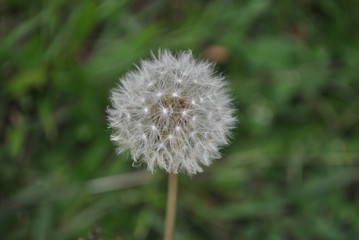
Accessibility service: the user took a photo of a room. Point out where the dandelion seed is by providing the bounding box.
[107,49,236,175]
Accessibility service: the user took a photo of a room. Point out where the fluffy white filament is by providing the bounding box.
[108,50,236,175]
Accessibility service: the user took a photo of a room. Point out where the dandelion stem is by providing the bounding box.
[164,172,178,240]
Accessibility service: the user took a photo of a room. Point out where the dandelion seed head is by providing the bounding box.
[108,49,236,175]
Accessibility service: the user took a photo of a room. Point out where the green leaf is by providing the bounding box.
[7,67,46,96]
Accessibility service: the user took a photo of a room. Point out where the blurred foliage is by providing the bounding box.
[1,0,359,239]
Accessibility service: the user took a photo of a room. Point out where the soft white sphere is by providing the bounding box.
[108,50,236,174]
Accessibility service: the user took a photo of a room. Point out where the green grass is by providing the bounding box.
[1,0,359,239]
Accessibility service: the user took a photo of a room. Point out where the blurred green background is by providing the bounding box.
[1,0,359,239]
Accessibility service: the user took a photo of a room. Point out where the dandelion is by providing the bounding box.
[107,49,236,240]
[108,49,236,175]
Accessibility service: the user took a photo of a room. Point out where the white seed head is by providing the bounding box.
[108,49,236,175]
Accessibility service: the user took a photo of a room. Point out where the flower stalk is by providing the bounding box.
[164,173,178,240]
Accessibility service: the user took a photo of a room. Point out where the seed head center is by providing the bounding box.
[150,95,193,137]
